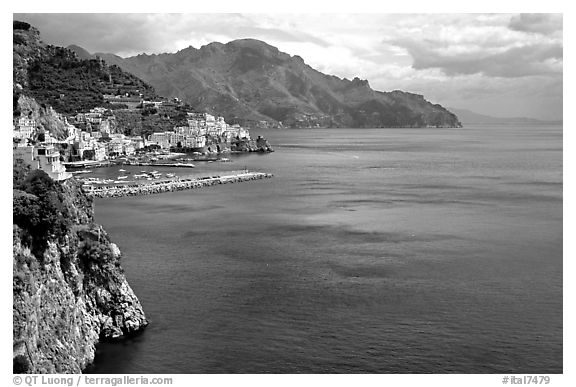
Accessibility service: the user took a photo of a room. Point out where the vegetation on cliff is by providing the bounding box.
[13,167,71,257]
[13,157,148,374]
[13,22,197,140]
[13,21,156,116]
[12,21,151,374]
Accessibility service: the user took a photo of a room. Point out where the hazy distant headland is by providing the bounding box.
[448,107,562,125]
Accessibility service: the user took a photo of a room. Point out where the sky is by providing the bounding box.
[13,12,563,121]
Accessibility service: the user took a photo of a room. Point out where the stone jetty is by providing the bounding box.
[83,171,273,198]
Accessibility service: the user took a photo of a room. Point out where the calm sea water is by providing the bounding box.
[89,125,562,373]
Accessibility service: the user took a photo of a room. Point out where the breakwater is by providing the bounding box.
[84,172,273,198]
[128,162,199,167]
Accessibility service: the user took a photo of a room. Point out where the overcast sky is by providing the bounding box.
[14,13,563,120]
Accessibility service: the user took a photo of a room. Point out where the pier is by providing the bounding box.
[128,162,197,168]
[63,160,111,169]
[83,171,273,198]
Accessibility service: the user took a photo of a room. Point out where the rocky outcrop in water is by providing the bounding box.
[13,177,148,373]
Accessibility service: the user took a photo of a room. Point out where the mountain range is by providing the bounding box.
[67,40,461,129]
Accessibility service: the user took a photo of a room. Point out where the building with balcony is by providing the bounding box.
[13,144,72,181]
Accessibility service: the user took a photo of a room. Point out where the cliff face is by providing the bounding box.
[13,178,148,373]
[13,24,148,373]
[16,94,70,140]
[93,39,461,128]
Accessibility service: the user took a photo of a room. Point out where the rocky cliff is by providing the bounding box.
[16,94,70,140]
[91,39,461,128]
[13,173,148,373]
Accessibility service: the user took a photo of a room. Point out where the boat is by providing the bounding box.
[220,158,231,162]
[148,171,162,179]
[119,168,126,172]
[117,176,128,180]
[166,173,176,178]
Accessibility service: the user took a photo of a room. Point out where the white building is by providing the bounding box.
[142,100,163,108]
[73,132,108,161]
[13,118,37,141]
[124,144,135,156]
[107,139,125,155]
[227,125,250,140]
[94,144,107,161]
[149,130,207,149]
[13,144,72,181]
[149,132,171,149]
[183,136,206,148]
[129,136,145,150]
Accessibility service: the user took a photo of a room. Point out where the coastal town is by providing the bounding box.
[13,98,274,193]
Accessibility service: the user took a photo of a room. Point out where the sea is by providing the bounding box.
[88,124,563,373]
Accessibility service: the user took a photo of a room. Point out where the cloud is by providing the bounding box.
[231,26,330,47]
[14,13,168,55]
[399,40,563,78]
[14,13,332,56]
[509,13,563,36]
[12,13,563,120]
[380,13,562,79]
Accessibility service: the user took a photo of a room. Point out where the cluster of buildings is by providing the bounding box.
[70,108,147,159]
[13,115,77,181]
[148,112,251,151]
[12,107,146,181]
[73,131,145,160]
[13,107,257,182]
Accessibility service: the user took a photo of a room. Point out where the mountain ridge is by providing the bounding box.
[68,40,461,129]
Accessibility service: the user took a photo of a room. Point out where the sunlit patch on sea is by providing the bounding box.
[89,124,562,373]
